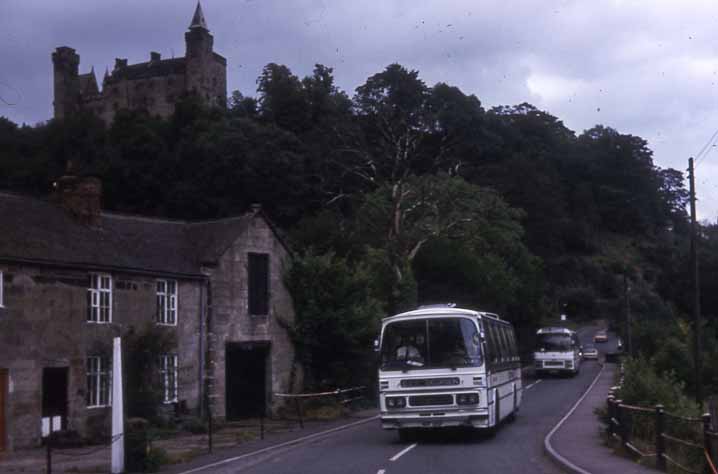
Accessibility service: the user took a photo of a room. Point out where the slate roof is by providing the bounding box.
[79,71,99,97]
[107,57,186,82]
[0,192,278,278]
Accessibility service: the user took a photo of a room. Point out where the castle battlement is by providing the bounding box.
[52,2,226,123]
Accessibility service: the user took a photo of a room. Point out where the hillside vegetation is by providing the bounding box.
[2,63,717,395]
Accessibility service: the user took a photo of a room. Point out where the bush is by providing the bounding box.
[617,356,698,416]
[181,416,208,434]
[144,447,170,473]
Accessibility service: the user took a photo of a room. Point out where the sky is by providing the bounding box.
[1,0,718,219]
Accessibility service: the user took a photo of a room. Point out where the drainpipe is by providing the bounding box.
[198,278,206,418]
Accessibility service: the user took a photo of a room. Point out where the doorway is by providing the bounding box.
[0,369,7,452]
[225,342,270,420]
[42,367,68,435]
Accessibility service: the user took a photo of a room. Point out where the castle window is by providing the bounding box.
[86,356,111,408]
[156,279,177,325]
[87,273,112,323]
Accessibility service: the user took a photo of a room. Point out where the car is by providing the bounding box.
[582,346,599,359]
[594,331,608,343]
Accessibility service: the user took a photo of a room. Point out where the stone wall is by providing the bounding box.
[0,264,202,449]
[207,216,299,419]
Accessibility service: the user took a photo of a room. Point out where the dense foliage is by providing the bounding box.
[2,62,717,393]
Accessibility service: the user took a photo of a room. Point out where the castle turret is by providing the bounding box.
[52,46,80,119]
[185,2,214,97]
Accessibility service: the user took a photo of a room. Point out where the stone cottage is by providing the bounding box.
[0,177,298,452]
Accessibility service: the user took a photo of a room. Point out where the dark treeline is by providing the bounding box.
[1,63,717,394]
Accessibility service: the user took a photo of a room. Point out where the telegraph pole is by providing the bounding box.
[624,270,632,356]
[688,157,702,405]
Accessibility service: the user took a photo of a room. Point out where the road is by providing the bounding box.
[182,327,616,474]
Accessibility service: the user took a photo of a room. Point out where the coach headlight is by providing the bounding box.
[456,393,479,405]
[386,396,406,408]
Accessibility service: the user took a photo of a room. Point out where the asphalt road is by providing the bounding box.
[184,326,615,474]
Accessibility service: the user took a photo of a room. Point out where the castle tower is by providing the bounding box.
[52,47,80,119]
[185,2,214,97]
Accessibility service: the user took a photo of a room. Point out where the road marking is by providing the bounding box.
[390,443,417,461]
[377,470,386,474]
[525,379,542,390]
[175,415,380,474]
[544,364,605,474]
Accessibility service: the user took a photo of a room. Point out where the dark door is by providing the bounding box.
[0,369,7,452]
[226,343,269,420]
[42,367,68,431]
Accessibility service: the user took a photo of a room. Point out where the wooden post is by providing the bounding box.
[295,398,304,429]
[46,430,52,474]
[655,404,666,471]
[607,396,615,438]
[704,413,713,471]
[615,400,627,448]
[260,411,265,440]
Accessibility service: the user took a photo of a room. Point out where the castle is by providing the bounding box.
[52,2,227,123]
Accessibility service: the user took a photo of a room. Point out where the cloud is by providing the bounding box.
[1,0,717,217]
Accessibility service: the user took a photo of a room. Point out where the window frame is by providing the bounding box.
[155,279,178,326]
[86,356,112,408]
[159,354,178,404]
[0,270,4,308]
[87,273,112,323]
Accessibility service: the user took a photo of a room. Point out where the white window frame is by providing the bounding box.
[86,356,112,408]
[87,273,112,323]
[159,354,178,404]
[156,280,177,325]
[0,270,4,308]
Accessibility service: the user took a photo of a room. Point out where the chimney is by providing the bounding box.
[114,58,128,70]
[150,51,161,62]
[53,176,103,226]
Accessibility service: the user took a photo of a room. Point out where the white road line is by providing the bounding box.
[377,470,386,474]
[525,379,543,390]
[390,443,417,462]
[176,415,380,474]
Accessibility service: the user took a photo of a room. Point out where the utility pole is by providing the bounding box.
[688,157,702,405]
[624,270,632,356]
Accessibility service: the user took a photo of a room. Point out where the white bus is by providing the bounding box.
[377,306,522,439]
[533,327,581,377]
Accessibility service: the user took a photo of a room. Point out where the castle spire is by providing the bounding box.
[189,2,208,30]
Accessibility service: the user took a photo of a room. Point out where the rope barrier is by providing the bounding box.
[663,453,702,474]
[706,449,718,474]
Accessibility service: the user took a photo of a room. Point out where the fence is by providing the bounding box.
[606,388,718,473]
[273,386,367,429]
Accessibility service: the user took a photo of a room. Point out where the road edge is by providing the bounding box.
[543,363,605,474]
[175,414,380,474]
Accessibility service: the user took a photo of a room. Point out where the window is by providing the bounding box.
[0,270,4,307]
[248,253,269,315]
[87,274,112,323]
[86,356,111,407]
[159,354,178,403]
[156,280,177,325]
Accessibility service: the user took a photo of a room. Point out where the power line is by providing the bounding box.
[694,125,718,166]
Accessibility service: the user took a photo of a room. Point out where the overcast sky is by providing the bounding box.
[2,0,718,219]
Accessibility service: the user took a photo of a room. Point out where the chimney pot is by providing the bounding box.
[53,176,103,226]
[150,51,161,62]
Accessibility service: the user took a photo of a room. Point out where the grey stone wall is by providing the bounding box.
[207,216,299,419]
[0,264,202,449]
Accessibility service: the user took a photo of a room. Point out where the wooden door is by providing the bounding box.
[0,369,7,452]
